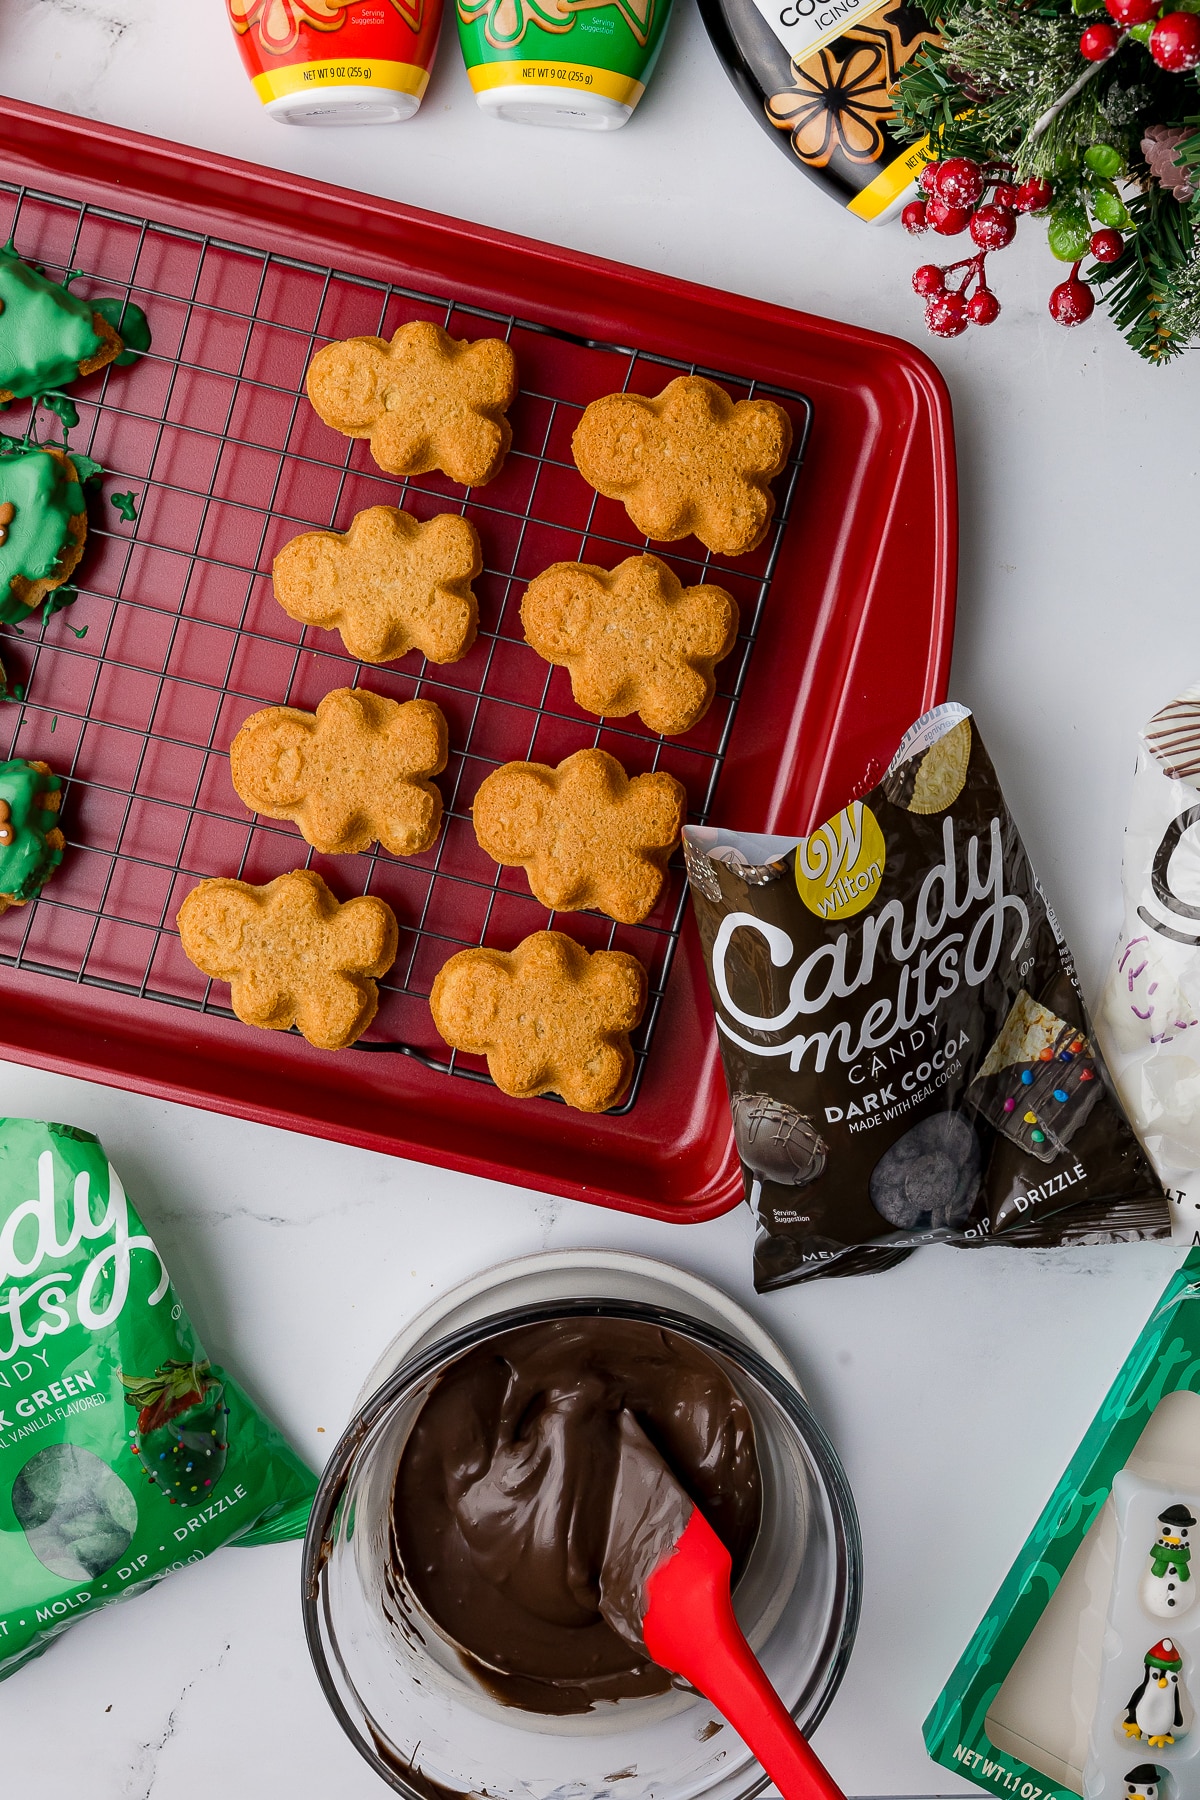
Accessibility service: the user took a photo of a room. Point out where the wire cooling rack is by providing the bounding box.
[0,179,811,1110]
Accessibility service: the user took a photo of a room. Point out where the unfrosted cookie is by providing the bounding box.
[0,446,87,624]
[430,929,647,1112]
[0,245,123,404]
[0,758,65,915]
[230,688,447,858]
[273,505,480,665]
[473,748,685,924]
[572,375,791,556]
[520,554,738,737]
[177,868,397,1050]
[306,319,518,487]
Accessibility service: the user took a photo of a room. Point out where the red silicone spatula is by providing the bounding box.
[599,1412,846,1800]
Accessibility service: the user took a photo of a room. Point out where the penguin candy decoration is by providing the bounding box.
[1124,1767,1165,1800]
[1143,1506,1198,1620]
[1124,1641,1190,1749]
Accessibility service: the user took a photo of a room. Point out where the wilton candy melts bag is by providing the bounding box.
[0,1119,316,1677]
[683,704,1169,1289]
[1099,681,1200,1241]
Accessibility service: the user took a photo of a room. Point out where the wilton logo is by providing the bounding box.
[795,802,886,921]
[714,814,1030,1073]
[0,1152,168,1362]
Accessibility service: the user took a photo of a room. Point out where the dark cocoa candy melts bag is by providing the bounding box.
[684,704,1169,1290]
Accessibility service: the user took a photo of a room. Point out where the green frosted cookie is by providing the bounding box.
[0,444,87,623]
[0,244,123,402]
[0,757,65,913]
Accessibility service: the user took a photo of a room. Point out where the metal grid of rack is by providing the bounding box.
[0,179,811,1109]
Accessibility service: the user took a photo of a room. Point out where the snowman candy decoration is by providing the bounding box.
[1143,1507,1196,1620]
[1124,1766,1165,1800]
[1124,1641,1189,1749]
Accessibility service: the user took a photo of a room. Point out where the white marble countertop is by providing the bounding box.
[0,0,1197,1794]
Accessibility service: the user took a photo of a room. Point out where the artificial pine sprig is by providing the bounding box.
[1092,180,1200,356]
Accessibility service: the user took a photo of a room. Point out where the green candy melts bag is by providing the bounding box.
[0,1118,316,1678]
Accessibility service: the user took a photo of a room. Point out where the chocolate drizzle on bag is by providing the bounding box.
[686,704,1169,1289]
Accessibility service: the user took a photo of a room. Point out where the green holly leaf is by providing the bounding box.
[1092,186,1133,228]
[1085,144,1123,178]
[1049,206,1092,262]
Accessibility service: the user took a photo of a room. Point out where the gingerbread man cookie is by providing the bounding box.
[231,688,448,858]
[0,244,123,404]
[572,375,792,556]
[473,748,685,924]
[0,758,65,915]
[520,554,738,737]
[0,446,87,624]
[306,320,518,487]
[273,505,481,666]
[430,929,647,1112]
[177,869,398,1050]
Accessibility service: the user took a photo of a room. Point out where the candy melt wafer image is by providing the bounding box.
[11,1445,137,1583]
[882,716,972,814]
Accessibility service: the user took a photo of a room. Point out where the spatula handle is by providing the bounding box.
[644,1514,846,1800]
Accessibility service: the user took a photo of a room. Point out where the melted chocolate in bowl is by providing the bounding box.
[390,1317,762,1715]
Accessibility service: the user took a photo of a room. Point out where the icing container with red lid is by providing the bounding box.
[226,0,443,125]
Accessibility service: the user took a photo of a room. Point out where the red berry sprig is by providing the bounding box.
[1078,0,1200,69]
[904,156,1122,340]
[905,157,1104,339]
[1048,263,1096,325]
[1151,10,1200,68]
[910,250,1002,335]
[1090,227,1125,263]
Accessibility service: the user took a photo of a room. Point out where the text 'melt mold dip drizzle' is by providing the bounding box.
[698,0,938,220]
[227,0,443,125]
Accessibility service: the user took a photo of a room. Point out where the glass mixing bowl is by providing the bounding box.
[302,1295,861,1800]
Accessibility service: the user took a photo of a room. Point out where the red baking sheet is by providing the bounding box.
[0,97,955,1221]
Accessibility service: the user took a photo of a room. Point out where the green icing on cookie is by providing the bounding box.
[0,246,106,400]
[0,448,84,624]
[0,759,63,904]
[92,298,151,367]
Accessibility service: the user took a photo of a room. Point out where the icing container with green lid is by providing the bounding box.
[456,0,674,129]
